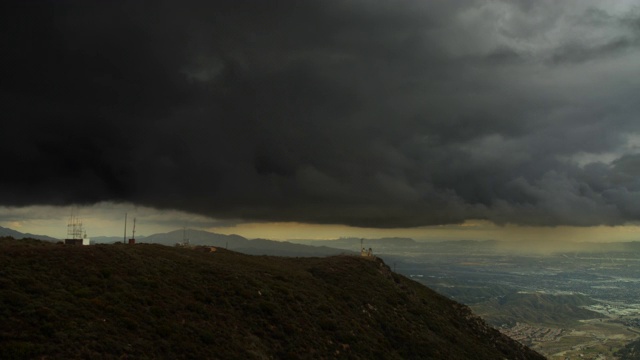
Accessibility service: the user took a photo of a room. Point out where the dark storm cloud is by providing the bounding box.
[549,36,639,64]
[3,0,640,228]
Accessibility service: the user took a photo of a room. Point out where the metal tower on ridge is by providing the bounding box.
[64,214,90,245]
[124,213,127,244]
[128,217,136,245]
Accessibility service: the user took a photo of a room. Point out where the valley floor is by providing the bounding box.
[496,308,640,359]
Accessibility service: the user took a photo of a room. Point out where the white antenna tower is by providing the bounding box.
[132,218,136,240]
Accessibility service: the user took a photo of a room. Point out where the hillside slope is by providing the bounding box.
[0,237,544,359]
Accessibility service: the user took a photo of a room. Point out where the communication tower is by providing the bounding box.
[64,215,90,245]
[128,218,136,245]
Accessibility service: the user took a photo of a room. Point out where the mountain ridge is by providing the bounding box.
[0,236,545,359]
[0,226,58,242]
[142,229,352,257]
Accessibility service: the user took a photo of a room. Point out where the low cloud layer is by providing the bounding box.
[3,0,640,228]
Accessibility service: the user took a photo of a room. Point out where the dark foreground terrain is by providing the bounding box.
[0,237,544,359]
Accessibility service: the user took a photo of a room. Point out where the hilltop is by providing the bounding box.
[0,237,544,359]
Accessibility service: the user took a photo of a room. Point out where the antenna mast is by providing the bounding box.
[67,215,83,240]
[124,213,127,244]
[127,217,137,245]
[64,213,89,245]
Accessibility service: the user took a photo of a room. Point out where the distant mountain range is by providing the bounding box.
[291,236,417,250]
[0,226,58,242]
[7,223,640,258]
[141,229,352,257]
[0,225,353,257]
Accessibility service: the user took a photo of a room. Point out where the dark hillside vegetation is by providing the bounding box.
[616,338,640,360]
[0,237,544,359]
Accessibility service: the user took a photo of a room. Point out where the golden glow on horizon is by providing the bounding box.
[210,220,640,243]
[2,205,640,243]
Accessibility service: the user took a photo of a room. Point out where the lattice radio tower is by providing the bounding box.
[67,215,84,240]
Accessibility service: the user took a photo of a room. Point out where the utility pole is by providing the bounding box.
[124,213,127,244]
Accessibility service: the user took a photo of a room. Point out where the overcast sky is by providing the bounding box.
[2,1,640,240]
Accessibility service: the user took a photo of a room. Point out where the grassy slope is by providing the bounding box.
[0,238,544,359]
